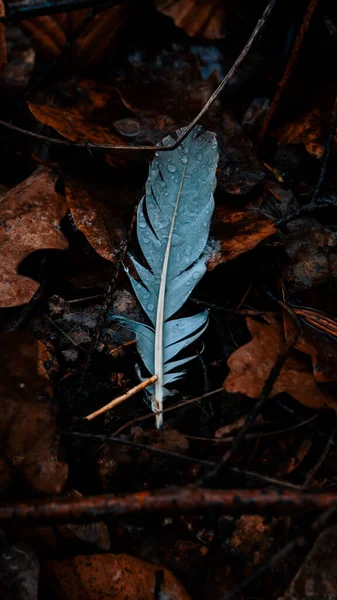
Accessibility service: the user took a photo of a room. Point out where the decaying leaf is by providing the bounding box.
[43,553,191,600]
[21,5,130,66]
[0,332,68,495]
[282,218,337,290]
[0,168,68,308]
[208,205,276,269]
[154,0,226,39]
[278,525,337,600]
[224,314,337,412]
[29,103,122,146]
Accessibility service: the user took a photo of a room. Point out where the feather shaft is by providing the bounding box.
[154,163,187,428]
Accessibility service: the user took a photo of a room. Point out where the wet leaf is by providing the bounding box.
[21,5,130,66]
[0,332,68,495]
[208,204,276,269]
[278,525,337,600]
[0,167,68,308]
[154,0,226,39]
[43,553,191,600]
[224,314,337,411]
[29,102,123,146]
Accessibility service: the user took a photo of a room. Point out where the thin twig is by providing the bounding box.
[113,387,224,435]
[258,0,318,142]
[185,413,318,444]
[312,94,337,203]
[1,488,337,525]
[0,0,276,153]
[84,375,158,421]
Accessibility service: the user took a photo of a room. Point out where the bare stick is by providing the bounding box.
[84,375,158,421]
[0,0,276,153]
[1,488,337,526]
[258,0,318,142]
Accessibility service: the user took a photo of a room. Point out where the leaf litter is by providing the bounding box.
[2,1,337,599]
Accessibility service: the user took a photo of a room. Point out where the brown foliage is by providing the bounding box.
[43,553,191,600]
[224,314,337,411]
[0,168,68,308]
[0,332,68,496]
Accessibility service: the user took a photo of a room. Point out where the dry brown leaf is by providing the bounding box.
[0,1,6,74]
[154,0,226,39]
[208,205,276,269]
[224,314,337,411]
[43,553,191,600]
[0,332,68,496]
[29,102,122,146]
[21,5,129,66]
[0,167,68,308]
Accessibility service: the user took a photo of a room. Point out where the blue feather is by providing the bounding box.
[121,126,218,427]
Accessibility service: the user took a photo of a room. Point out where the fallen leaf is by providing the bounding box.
[29,103,122,146]
[278,525,337,600]
[43,553,191,600]
[208,205,276,269]
[21,5,130,66]
[0,332,68,495]
[0,167,68,308]
[282,218,337,290]
[0,535,39,600]
[224,314,337,412]
[275,103,337,160]
[154,0,226,39]
[64,177,138,263]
